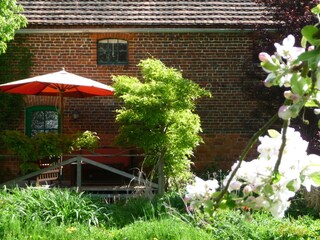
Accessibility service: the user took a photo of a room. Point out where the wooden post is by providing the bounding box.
[76,157,82,187]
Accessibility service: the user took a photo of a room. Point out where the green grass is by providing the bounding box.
[109,218,213,240]
[0,187,320,239]
[0,187,108,226]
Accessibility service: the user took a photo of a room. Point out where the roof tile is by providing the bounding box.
[17,0,272,27]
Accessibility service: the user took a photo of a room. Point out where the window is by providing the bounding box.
[97,39,128,65]
[25,106,59,136]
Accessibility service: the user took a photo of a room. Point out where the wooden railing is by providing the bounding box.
[0,155,158,190]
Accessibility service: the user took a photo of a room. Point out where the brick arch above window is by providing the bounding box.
[97,38,128,65]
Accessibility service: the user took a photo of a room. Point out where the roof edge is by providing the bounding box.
[16,27,275,34]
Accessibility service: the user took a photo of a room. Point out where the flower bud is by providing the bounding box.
[259,52,272,63]
[229,181,242,191]
[283,91,292,100]
[314,109,320,115]
[278,105,292,120]
[243,185,253,195]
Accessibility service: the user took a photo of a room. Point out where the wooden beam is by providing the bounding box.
[76,157,82,187]
[80,157,158,188]
[0,157,77,187]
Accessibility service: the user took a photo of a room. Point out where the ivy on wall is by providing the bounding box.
[0,39,33,130]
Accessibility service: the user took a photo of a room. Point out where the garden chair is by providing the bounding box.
[36,168,59,186]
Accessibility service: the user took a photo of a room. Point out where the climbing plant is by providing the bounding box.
[0,40,33,130]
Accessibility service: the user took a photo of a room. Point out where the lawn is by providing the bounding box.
[0,187,320,239]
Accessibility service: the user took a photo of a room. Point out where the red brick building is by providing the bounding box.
[1,0,273,181]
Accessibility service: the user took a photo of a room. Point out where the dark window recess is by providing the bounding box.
[97,39,128,65]
[26,106,59,136]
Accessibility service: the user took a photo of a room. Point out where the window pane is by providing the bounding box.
[118,43,127,51]
[97,43,108,64]
[31,111,44,130]
[97,39,128,65]
[45,111,58,129]
[118,51,127,63]
[26,106,60,136]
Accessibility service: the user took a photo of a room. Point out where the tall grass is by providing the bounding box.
[1,187,320,239]
[0,219,112,240]
[110,218,213,240]
[0,187,107,226]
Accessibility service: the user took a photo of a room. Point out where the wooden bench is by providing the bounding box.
[36,168,59,185]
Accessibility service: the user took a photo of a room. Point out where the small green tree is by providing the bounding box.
[113,58,210,195]
[0,0,27,54]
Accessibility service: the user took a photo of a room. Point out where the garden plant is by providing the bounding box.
[185,3,320,219]
[2,2,320,239]
[113,58,210,195]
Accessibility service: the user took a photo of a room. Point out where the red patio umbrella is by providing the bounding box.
[0,69,114,133]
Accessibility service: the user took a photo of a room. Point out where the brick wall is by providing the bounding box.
[4,31,264,175]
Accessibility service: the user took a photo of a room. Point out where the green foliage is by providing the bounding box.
[287,189,320,218]
[0,41,33,130]
[0,0,27,53]
[0,221,110,240]
[113,58,210,190]
[0,130,100,174]
[105,197,158,227]
[186,209,320,239]
[73,130,100,151]
[0,188,320,239]
[110,218,213,240]
[0,187,107,226]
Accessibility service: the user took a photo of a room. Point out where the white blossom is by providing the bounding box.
[222,127,320,218]
[185,176,219,199]
[274,35,305,61]
[184,125,320,218]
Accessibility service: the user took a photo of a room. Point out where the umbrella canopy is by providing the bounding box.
[0,69,114,97]
[0,69,114,133]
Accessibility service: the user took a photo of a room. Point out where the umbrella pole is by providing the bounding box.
[59,92,64,185]
[60,92,64,134]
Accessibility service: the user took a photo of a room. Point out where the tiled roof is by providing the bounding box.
[17,0,272,28]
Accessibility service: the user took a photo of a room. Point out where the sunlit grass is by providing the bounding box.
[0,187,320,239]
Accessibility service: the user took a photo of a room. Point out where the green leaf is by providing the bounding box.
[272,172,281,184]
[268,129,280,138]
[318,119,320,129]
[203,199,214,211]
[311,4,320,14]
[310,172,320,185]
[304,100,318,107]
[218,200,227,209]
[225,198,236,209]
[291,74,311,95]
[301,25,320,46]
[261,61,279,72]
[296,49,319,62]
[286,180,296,192]
[301,36,307,49]
[264,184,274,195]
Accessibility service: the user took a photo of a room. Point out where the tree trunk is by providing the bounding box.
[157,150,166,196]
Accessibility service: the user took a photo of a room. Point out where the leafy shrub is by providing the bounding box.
[0,130,100,174]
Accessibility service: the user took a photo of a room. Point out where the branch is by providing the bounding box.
[272,119,289,182]
[214,113,278,208]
